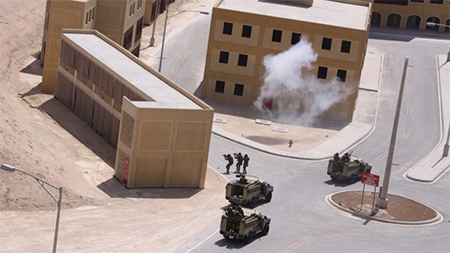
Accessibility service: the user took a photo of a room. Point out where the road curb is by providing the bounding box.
[405,55,450,183]
[212,120,375,161]
[325,191,443,226]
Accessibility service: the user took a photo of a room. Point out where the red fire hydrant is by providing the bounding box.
[289,139,293,148]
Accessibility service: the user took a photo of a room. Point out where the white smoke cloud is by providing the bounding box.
[254,38,352,126]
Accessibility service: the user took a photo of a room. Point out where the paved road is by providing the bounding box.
[146,13,211,94]
[355,31,443,173]
[139,8,450,252]
[153,23,450,252]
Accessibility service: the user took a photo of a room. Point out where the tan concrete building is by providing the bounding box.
[56,30,214,188]
[41,0,97,93]
[144,0,174,25]
[41,0,147,93]
[201,0,372,122]
[145,0,158,25]
[372,0,450,33]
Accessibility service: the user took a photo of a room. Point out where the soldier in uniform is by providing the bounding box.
[234,153,243,173]
[243,154,250,174]
[224,154,234,174]
[342,152,350,163]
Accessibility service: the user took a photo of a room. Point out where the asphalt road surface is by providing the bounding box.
[152,22,450,252]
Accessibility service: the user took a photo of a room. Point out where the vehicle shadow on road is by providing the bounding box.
[214,234,266,250]
[323,179,358,187]
[97,177,202,199]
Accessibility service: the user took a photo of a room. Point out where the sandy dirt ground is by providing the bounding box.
[0,0,349,251]
[0,0,228,252]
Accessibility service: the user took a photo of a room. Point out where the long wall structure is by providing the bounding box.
[56,30,214,188]
[201,0,372,122]
[372,0,450,33]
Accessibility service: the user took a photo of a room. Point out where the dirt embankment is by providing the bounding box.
[0,1,227,252]
[0,0,109,211]
[0,0,223,211]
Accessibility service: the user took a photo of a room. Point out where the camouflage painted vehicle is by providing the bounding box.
[220,204,271,242]
[327,152,372,182]
[225,175,273,207]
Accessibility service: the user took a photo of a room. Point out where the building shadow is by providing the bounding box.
[193,82,202,98]
[20,58,42,76]
[97,177,202,199]
[19,82,42,98]
[37,97,117,168]
[258,0,311,9]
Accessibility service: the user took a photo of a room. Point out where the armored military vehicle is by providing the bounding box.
[327,152,372,182]
[225,175,273,207]
[220,204,271,242]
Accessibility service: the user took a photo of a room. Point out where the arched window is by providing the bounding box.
[406,15,421,30]
[371,12,381,27]
[426,17,441,31]
[387,13,401,28]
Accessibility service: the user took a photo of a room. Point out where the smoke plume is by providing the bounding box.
[254,39,352,126]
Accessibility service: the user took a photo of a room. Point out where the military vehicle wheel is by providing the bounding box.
[348,174,357,183]
[265,191,272,202]
[245,232,254,243]
[262,224,270,235]
[250,198,256,207]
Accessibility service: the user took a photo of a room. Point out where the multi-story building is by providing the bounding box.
[41,0,147,93]
[145,0,158,25]
[144,0,173,25]
[372,0,450,33]
[95,0,146,56]
[201,0,372,122]
[41,0,98,93]
[56,30,214,188]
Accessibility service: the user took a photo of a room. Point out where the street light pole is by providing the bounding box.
[1,164,63,253]
[150,0,160,47]
[444,119,450,157]
[377,57,409,209]
[53,186,63,253]
[159,6,168,72]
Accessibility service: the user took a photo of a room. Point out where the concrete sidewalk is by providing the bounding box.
[212,46,381,160]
